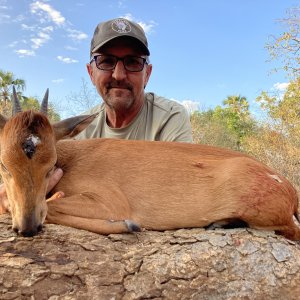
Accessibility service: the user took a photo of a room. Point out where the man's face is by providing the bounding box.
[87,38,152,113]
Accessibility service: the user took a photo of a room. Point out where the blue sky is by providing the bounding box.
[0,0,298,117]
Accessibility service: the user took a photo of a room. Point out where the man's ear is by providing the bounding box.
[86,63,96,86]
[144,64,152,89]
[52,113,98,141]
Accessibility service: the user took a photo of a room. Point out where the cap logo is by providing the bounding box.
[111,19,131,33]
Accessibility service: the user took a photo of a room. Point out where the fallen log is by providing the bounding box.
[0,214,300,300]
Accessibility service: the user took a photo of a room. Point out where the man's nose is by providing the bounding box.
[112,60,127,81]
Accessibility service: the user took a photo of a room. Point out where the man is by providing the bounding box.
[76,17,193,141]
[0,18,193,213]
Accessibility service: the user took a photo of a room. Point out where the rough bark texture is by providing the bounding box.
[0,214,300,300]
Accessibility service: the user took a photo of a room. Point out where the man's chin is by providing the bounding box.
[107,89,132,100]
[105,91,134,110]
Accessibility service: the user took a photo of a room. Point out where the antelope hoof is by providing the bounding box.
[125,220,141,232]
[47,191,65,202]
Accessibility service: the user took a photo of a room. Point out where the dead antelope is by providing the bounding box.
[0,88,299,240]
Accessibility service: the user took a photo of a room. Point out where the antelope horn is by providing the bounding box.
[12,86,22,115]
[40,88,49,115]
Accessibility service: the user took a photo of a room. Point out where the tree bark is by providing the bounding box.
[0,214,300,300]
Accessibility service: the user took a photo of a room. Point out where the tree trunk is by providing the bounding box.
[0,214,299,299]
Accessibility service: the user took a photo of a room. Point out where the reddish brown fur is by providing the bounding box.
[47,138,300,240]
[5,110,51,139]
[0,111,56,236]
[1,111,300,240]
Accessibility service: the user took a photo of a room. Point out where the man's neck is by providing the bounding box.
[105,100,144,128]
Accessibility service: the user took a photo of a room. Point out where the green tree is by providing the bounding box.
[256,77,300,145]
[0,70,26,104]
[266,7,300,77]
[0,70,26,115]
[213,95,256,150]
[21,95,60,122]
[191,109,240,149]
[191,96,256,151]
[0,69,60,121]
[243,79,300,189]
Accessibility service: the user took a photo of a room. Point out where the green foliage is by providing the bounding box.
[0,69,26,98]
[191,109,240,150]
[0,69,26,116]
[0,69,60,122]
[256,77,300,146]
[242,125,300,191]
[192,95,256,150]
[21,96,60,122]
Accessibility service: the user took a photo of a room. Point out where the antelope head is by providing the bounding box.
[0,87,97,236]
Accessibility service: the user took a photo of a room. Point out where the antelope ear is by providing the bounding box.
[0,115,8,132]
[52,113,98,141]
[40,88,49,115]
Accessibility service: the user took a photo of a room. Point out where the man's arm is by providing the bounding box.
[0,168,64,214]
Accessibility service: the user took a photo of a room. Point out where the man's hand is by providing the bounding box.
[48,168,64,192]
[0,167,64,214]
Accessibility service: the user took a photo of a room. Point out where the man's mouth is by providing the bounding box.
[110,86,128,90]
[107,81,132,91]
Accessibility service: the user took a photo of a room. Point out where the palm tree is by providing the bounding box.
[221,95,255,150]
[223,95,250,117]
[0,70,26,105]
[0,70,60,120]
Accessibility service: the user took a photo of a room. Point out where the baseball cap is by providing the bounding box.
[90,18,150,57]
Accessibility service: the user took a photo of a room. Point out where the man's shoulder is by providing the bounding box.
[145,93,187,114]
[82,103,105,115]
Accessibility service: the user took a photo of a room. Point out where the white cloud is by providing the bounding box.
[31,29,52,49]
[273,82,289,91]
[52,78,64,84]
[21,23,36,31]
[30,1,65,26]
[137,20,156,34]
[57,55,78,64]
[15,14,26,22]
[0,1,25,24]
[67,29,88,41]
[21,23,53,32]
[182,100,200,114]
[0,1,9,11]
[5,1,86,58]
[171,98,200,114]
[20,25,54,49]
[65,45,78,51]
[8,41,18,47]
[121,13,133,21]
[120,13,157,34]
[15,49,35,57]
[0,13,10,23]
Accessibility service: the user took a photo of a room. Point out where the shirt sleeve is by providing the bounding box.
[158,105,193,143]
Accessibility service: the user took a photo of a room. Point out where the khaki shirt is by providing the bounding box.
[75,92,193,142]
